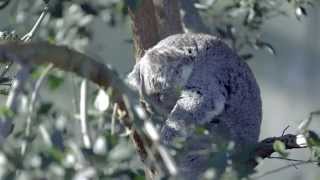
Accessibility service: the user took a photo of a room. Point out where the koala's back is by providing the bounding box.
[157,33,262,144]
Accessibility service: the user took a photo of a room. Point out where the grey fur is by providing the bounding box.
[127,33,262,179]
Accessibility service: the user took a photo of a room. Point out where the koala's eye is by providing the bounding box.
[184,47,198,59]
[183,47,195,55]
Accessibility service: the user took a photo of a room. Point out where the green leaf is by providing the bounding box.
[105,132,119,146]
[133,175,145,180]
[307,130,320,147]
[47,148,65,163]
[108,140,134,161]
[37,102,53,115]
[273,140,288,157]
[0,106,14,118]
[0,89,9,95]
[47,35,56,44]
[195,127,208,135]
[47,73,64,90]
[31,68,42,79]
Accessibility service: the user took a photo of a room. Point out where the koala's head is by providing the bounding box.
[127,42,198,112]
[127,33,223,112]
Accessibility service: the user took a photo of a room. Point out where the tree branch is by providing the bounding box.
[0,41,176,178]
[253,160,317,179]
[245,134,306,168]
[128,0,160,60]
[80,79,92,149]
[0,64,30,143]
[21,63,53,155]
[0,42,124,93]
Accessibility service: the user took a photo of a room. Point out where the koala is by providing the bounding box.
[127,33,262,179]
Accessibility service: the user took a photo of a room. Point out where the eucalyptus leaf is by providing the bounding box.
[47,73,64,90]
[295,6,307,19]
[273,140,289,157]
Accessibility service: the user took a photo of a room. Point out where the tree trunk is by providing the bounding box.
[128,1,183,179]
[153,0,183,39]
[128,0,160,61]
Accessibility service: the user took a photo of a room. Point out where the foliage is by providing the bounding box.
[198,0,317,59]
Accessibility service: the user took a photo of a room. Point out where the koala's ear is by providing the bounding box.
[126,63,141,90]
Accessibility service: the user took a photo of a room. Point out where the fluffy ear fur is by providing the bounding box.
[126,63,141,91]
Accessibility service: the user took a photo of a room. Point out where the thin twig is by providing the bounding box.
[21,6,48,42]
[1,3,48,78]
[0,64,30,143]
[0,83,11,86]
[268,156,319,163]
[0,61,13,78]
[111,103,118,135]
[80,79,92,149]
[281,125,290,136]
[253,160,317,179]
[71,75,80,117]
[21,63,53,155]
[38,124,52,147]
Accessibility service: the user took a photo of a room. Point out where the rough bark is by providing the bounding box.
[127,1,163,178]
[128,0,160,60]
[0,42,122,91]
[128,1,184,179]
[153,0,183,39]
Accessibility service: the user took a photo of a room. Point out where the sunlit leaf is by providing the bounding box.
[255,40,276,55]
[295,6,307,19]
[273,140,288,157]
[108,141,134,161]
[0,106,14,118]
[296,134,307,147]
[195,127,208,135]
[93,136,107,155]
[94,89,110,112]
[47,148,65,163]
